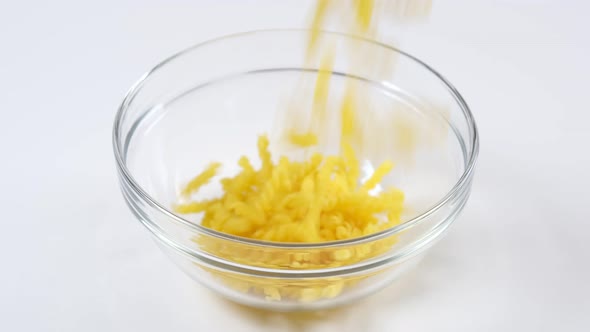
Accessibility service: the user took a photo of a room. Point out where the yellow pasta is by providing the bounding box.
[180,162,220,197]
[288,131,318,147]
[175,135,403,301]
[307,0,333,57]
[355,0,374,31]
[361,160,394,191]
[313,50,334,108]
[178,136,401,241]
[172,0,438,303]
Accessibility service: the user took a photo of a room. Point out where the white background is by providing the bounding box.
[1,0,589,331]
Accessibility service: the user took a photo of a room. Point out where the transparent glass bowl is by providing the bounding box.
[113,29,478,311]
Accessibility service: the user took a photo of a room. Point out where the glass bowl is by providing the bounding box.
[113,29,478,311]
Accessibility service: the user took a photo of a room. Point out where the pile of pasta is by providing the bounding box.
[175,136,403,243]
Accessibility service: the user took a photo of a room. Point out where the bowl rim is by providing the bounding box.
[113,28,479,249]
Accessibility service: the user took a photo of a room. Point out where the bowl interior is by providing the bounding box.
[124,67,465,226]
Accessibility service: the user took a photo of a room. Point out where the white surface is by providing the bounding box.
[1,0,589,331]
